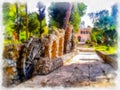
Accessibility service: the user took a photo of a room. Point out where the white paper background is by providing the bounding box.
[0,0,120,90]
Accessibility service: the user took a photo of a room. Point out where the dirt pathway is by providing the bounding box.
[16,48,116,88]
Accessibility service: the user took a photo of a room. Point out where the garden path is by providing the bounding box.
[16,47,116,87]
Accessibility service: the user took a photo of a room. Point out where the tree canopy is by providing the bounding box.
[48,2,69,28]
[3,2,48,43]
[70,3,87,32]
[88,4,118,46]
[48,2,87,33]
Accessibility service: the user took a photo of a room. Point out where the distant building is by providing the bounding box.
[75,26,91,42]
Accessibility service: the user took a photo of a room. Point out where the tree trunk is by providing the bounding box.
[63,3,72,29]
[16,3,19,40]
[40,20,42,37]
[25,3,28,40]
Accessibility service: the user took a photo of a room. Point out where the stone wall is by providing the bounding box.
[2,26,75,87]
[34,57,63,75]
[34,29,65,75]
[96,50,118,70]
[44,29,65,59]
[2,45,20,87]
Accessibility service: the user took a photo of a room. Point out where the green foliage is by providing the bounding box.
[28,12,40,36]
[94,15,117,46]
[94,45,117,54]
[3,3,16,40]
[85,39,91,44]
[28,12,47,37]
[42,26,48,37]
[48,2,69,28]
[70,3,87,33]
[3,2,27,41]
[37,1,46,36]
[89,4,118,46]
[3,2,48,43]
[74,38,79,45]
[48,2,86,32]
[20,31,26,42]
[48,26,58,34]
[70,3,81,33]
[3,3,16,25]
[77,2,87,16]
[90,28,103,44]
[48,18,60,28]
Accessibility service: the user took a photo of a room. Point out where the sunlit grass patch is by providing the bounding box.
[94,45,117,54]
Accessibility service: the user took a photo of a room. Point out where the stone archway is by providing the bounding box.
[58,38,63,56]
[51,41,57,59]
[78,36,81,42]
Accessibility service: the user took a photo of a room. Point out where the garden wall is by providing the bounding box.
[96,50,118,70]
[44,29,65,59]
[2,25,75,87]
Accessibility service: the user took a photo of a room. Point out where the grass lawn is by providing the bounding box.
[93,45,117,54]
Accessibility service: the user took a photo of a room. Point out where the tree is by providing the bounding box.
[2,3,16,40]
[48,2,87,32]
[3,2,28,41]
[77,2,87,16]
[14,3,27,41]
[94,15,117,46]
[70,3,80,33]
[63,3,72,29]
[28,12,40,37]
[111,3,118,23]
[88,10,109,23]
[48,2,69,28]
[25,3,28,40]
[37,1,46,37]
[89,4,118,46]
[70,3,87,33]
[90,27,103,44]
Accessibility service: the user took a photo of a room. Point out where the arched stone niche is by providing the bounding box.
[58,37,63,56]
[45,45,50,58]
[51,41,57,59]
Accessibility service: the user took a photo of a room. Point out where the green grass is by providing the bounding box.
[93,45,117,54]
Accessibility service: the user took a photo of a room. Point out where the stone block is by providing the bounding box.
[35,57,63,75]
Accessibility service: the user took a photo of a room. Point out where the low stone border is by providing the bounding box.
[96,50,118,70]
